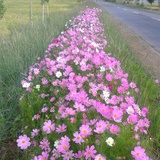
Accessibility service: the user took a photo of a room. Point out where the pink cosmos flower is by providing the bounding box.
[41,107,48,113]
[56,124,67,133]
[38,151,49,160]
[73,131,84,144]
[74,102,86,112]
[17,134,31,150]
[41,77,48,85]
[94,120,107,134]
[141,107,148,117]
[131,146,149,160]
[52,149,61,158]
[105,73,113,82]
[75,150,85,159]
[33,68,40,75]
[110,124,120,135]
[50,97,55,102]
[31,129,40,138]
[79,124,92,137]
[40,138,50,151]
[112,108,123,123]
[62,150,74,160]
[127,114,138,124]
[57,141,70,153]
[95,154,106,160]
[42,120,55,134]
[84,145,97,159]
[155,79,159,84]
[66,107,76,116]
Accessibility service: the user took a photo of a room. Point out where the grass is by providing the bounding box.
[0,0,160,159]
[0,0,87,159]
[0,0,80,37]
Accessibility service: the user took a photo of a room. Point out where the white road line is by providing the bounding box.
[151,17,160,22]
[123,8,127,11]
[132,11,139,14]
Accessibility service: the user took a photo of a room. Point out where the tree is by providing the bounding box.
[0,0,6,19]
[41,0,50,24]
[147,0,155,5]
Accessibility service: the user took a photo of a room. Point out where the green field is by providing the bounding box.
[0,0,160,159]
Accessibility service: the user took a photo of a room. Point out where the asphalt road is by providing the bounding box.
[95,1,160,53]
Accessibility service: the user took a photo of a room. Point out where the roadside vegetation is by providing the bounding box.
[0,0,160,159]
[0,0,86,159]
[105,0,160,12]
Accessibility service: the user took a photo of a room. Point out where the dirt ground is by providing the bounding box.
[106,12,160,79]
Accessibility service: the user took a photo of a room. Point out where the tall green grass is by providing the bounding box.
[0,1,87,159]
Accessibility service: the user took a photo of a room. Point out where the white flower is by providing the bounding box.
[35,85,40,91]
[96,48,99,53]
[22,82,30,88]
[91,41,99,47]
[100,66,105,72]
[56,56,62,62]
[110,67,114,73]
[127,106,134,114]
[54,140,60,148]
[56,71,62,78]
[103,90,110,98]
[106,137,114,147]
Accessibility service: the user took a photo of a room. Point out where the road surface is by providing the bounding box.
[95,1,160,54]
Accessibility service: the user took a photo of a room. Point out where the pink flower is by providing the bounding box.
[16,135,31,150]
[70,117,76,123]
[33,68,40,75]
[41,107,48,113]
[38,151,49,160]
[79,124,92,137]
[95,154,106,160]
[56,124,67,133]
[41,77,48,85]
[131,146,148,160]
[141,107,148,117]
[94,120,107,134]
[112,108,123,122]
[110,124,120,135]
[57,142,70,153]
[50,97,55,102]
[105,73,113,82]
[62,150,74,160]
[75,150,85,159]
[42,120,55,134]
[84,145,97,159]
[155,79,159,84]
[40,138,50,151]
[31,129,40,138]
[73,132,84,144]
[127,114,138,124]
[74,102,86,112]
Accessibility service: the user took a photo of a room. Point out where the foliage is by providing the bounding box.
[147,0,155,4]
[0,0,6,19]
[17,8,152,160]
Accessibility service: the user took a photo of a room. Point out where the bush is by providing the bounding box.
[0,0,6,19]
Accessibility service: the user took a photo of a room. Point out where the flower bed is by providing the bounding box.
[17,8,152,160]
